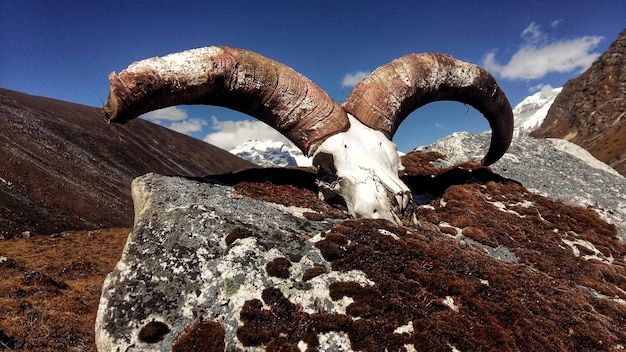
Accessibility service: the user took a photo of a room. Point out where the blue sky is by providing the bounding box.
[1,1,624,152]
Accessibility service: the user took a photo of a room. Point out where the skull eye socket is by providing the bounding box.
[313,152,337,182]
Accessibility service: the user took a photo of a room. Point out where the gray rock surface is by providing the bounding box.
[418,132,626,241]
[96,173,350,351]
[96,135,626,351]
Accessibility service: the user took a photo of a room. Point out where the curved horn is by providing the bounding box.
[102,46,348,155]
[342,53,513,166]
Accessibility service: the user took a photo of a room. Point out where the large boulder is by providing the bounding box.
[418,132,626,241]
[96,135,626,351]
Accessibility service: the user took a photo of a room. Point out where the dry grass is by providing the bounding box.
[0,228,130,351]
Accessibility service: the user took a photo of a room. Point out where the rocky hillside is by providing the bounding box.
[0,88,254,238]
[531,28,626,176]
[418,132,626,241]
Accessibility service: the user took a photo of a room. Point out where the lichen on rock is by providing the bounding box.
[96,143,626,351]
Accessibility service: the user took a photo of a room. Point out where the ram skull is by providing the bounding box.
[102,46,513,226]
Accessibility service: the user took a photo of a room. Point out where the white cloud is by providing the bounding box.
[341,71,370,88]
[539,84,555,96]
[550,19,563,28]
[141,106,188,122]
[139,106,207,136]
[528,83,547,93]
[521,22,545,43]
[203,116,292,150]
[483,22,603,80]
[169,118,207,135]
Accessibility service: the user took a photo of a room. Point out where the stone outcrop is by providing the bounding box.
[531,28,626,176]
[418,132,626,241]
[97,135,626,351]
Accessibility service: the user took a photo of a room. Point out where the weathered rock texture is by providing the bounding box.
[97,138,626,351]
[418,132,626,242]
[531,28,626,176]
[0,88,254,237]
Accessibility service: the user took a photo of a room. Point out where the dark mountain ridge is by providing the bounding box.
[531,28,626,176]
[0,88,254,237]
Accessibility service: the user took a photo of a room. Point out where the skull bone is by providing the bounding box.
[312,115,415,225]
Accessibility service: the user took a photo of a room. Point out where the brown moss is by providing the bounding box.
[303,219,626,350]
[224,227,256,246]
[400,150,447,176]
[138,321,170,343]
[266,257,292,279]
[302,264,327,282]
[21,270,69,291]
[234,182,346,219]
[3,137,625,350]
[172,320,226,352]
[438,225,458,235]
[400,152,520,208]
[435,181,626,302]
[237,287,353,350]
[303,211,325,221]
[461,226,490,245]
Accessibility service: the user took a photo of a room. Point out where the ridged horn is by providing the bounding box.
[342,53,514,166]
[102,46,349,156]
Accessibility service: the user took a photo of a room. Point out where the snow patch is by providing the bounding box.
[561,237,614,264]
[448,342,462,352]
[488,200,533,218]
[549,138,624,178]
[405,344,418,352]
[229,139,311,167]
[512,85,562,137]
[266,202,318,219]
[442,296,460,312]
[394,321,414,334]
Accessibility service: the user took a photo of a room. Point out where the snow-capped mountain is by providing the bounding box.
[229,139,312,167]
[512,85,562,137]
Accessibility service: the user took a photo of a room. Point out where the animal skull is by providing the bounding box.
[102,46,513,226]
[313,115,413,225]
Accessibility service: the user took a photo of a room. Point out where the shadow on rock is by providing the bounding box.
[196,153,522,210]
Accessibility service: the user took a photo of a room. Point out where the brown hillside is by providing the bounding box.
[531,28,626,176]
[0,88,255,237]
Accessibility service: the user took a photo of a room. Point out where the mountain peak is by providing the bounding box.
[512,85,562,137]
[229,139,312,167]
[530,28,626,176]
